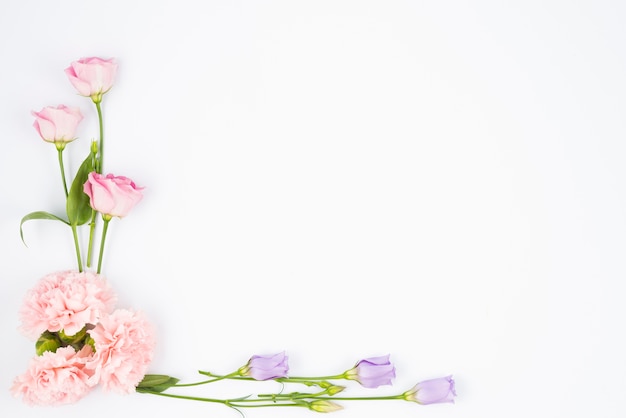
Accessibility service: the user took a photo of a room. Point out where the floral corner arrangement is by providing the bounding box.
[11,56,457,414]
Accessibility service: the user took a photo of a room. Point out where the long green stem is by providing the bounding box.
[299,394,403,401]
[86,210,97,268]
[57,148,69,197]
[175,371,241,388]
[199,371,347,385]
[70,224,83,272]
[96,217,110,274]
[141,391,308,409]
[95,101,104,173]
[87,101,104,268]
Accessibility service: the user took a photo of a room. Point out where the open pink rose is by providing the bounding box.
[83,172,144,218]
[65,57,117,103]
[32,105,83,146]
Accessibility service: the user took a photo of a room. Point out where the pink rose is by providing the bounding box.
[65,57,117,103]
[32,105,83,146]
[19,270,117,339]
[11,346,95,406]
[83,172,144,219]
[87,309,156,394]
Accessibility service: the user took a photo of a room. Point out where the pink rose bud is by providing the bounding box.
[345,355,396,388]
[403,375,456,405]
[83,172,144,219]
[240,352,289,380]
[65,57,118,103]
[32,105,83,147]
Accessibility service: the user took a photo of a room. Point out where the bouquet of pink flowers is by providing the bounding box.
[12,57,456,414]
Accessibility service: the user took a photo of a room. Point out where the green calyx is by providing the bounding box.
[35,325,95,356]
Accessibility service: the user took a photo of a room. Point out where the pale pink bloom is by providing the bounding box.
[87,309,155,394]
[11,346,95,406]
[19,270,116,339]
[32,105,83,145]
[65,57,117,102]
[83,172,144,219]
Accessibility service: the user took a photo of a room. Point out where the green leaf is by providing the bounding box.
[136,374,180,393]
[20,211,70,246]
[36,331,61,356]
[67,152,95,226]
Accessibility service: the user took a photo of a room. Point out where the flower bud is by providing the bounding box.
[239,351,289,380]
[309,400,343,413]
[326,385,346,396]
[65,57,117,103]
[403,375,456,405]
[32,105,83,147]
[345,354,395,388]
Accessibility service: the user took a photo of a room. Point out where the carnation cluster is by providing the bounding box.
[13,271,154,405]
[13,57,456,414]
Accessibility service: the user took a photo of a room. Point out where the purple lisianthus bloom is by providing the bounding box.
[345,355,395,388]
[403,375,456,405]
[240,351,289,380]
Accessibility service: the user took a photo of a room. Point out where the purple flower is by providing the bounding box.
[345,355,395,388]
[403,375,456,405]
[240,352,289,380]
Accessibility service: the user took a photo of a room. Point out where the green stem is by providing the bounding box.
[175,371,241,388]
[86,210,97,268]
[199,371,347,384]
[279,374,347,382]
[95,101,104,173]
[258,389,329,399]
[304,394,403,401]
[57,148,69,197]
[96,217,111,274]
[70,224,83,272]
[141,391,307,409]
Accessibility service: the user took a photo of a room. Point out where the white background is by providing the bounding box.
[1,1,625,417]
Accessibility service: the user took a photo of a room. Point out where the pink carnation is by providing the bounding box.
[19,270,117,339]
[11,346,95,406]
[87,309,155,394]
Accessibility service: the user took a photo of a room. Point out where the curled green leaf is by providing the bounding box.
[20,211,69,246]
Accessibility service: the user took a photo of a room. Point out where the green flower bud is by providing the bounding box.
[326,385,346,396]
[309,400,343,413]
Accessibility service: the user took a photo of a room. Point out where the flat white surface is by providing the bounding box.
[1,1,625,417]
